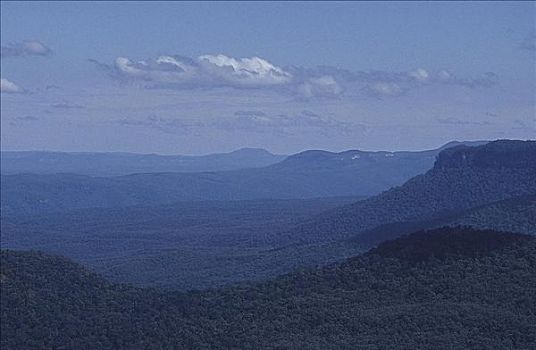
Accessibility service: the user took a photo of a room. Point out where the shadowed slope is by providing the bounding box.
[2,227,536,349]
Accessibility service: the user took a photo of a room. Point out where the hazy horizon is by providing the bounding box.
[0,138,500,156]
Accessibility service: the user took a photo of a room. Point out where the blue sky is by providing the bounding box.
[1,1,535,154]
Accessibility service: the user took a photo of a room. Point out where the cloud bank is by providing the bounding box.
[106,54,292,89]
[356,68,498,98]
[1,40,52,58]
[92,54,346,98]
[92,53,498,99]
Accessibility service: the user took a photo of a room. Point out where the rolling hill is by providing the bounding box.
[355,194,536,246]
[2,227,535,349]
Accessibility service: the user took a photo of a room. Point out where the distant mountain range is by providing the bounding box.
[0,148,287,176]
[0,141,486,217]
[1,139,534,291]
[2,227,535,349]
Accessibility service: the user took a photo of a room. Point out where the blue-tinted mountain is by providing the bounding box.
[0,141,484,217]
[289,140,536,246]
[0,148,286,176]
[1,140,531,291]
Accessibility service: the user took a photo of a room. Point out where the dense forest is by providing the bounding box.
[290,140,536,246]
[354,194,536,247]
[1,197,363,290]
[2,227,535,349]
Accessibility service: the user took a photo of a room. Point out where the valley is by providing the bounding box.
[2,140,535,291]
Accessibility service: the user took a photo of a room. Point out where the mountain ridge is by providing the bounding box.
[286,140,536,246]
[0,148,287,176]
[2,141,488,217]
[1,141,487,176]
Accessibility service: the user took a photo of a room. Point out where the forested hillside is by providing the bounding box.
[2,228,535,350]
[449,194,536,234]
[355,194,536,247]
[289,140,536,246]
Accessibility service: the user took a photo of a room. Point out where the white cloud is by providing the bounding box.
[437,70,451,81]
[110,54,292,89]
[360,67,497,98]
[198,54,292,86]
[1,40,52,58]
[298,76,343,98]
[22,41,50,55]
[114,56,197,83]
[0,78,24,93]
[408,68,430,82]
[93,54,498,99]
[97,54,347,98]
[366,82,403,97]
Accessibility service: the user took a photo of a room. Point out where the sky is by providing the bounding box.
[1,1,535,155]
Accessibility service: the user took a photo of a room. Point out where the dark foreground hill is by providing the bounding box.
[2,227,535,350]
[288,140,536,246]
[0,141,482,217]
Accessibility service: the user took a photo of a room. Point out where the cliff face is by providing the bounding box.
[434,140,536,170]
